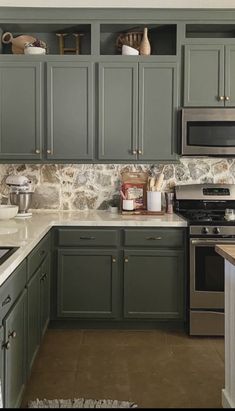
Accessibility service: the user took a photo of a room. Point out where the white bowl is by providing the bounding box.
[0,205,19,220]
[122,45,139,55]
[24,47,46,55]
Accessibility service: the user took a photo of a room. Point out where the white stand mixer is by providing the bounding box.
[6,176,33,218]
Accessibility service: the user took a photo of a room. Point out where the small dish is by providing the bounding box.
[24,46,46,55]
[0,205,19,220]
[122,45,139,55]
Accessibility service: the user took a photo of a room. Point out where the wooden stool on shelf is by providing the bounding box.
[56,33,84,55]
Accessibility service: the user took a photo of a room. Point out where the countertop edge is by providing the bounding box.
[215,245,235,267]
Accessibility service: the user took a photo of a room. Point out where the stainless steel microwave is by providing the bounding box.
[181,108,235,156]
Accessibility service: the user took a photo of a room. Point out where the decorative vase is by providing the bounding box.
[2,32,36,54]
[139,27,151,56]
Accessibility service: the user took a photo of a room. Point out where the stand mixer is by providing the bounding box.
[6,176,33,217]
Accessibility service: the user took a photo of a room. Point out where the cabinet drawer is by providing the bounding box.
[124,229,184,247]
[0,260,27,320]
[57,229,118,247]
[27,234,50,280]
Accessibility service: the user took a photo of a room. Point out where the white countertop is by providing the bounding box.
[0,210,187,287]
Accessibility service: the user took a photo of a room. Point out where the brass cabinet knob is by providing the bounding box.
[4,341,10,350]
[132,150,137,155]
[47,149,51,154]
[112,258,116,263]
[219,96,225,101]
[124,257,129,263]
[35,149,40,154]
[225,96,230,101]
[138,149,142,155]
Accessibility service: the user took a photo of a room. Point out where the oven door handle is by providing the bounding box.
[191,239,235,244]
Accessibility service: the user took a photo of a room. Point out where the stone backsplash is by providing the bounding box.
[0,158,234,210]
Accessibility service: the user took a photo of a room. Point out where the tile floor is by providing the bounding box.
[22,328,225,408]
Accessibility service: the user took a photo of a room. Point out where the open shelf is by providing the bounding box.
[186,24,235,39]
[100,24,177,55]
[0,23,91,55]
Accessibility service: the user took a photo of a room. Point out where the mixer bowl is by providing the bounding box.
[10,192,32,214]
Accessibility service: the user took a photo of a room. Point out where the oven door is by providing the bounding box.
[190,238,234,309]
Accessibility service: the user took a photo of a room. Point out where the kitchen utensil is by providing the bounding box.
[147,191,161,212]
[155,173,164,191]
[165,192,174,214]
[6,175,33,217]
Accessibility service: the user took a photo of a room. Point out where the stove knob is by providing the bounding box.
[213,227,220,235]
[201,227,209,234]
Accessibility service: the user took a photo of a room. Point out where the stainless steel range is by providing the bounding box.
[175,183,235,336]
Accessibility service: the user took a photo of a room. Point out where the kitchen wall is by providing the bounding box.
[0,158,234,210]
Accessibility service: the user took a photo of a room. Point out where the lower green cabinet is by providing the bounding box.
[57,249,119,318]
[4,289,27,409]
[40,255,51,338]
[27,268,40,375]
[123,249,184,319]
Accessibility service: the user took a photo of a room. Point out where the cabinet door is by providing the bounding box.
[225,45,235,106]
[57,249,118,318]
[98,62,138,160]
[27,268,40,375]
[40,255,51,338]
[139,62,178,160]
[0,61,42,160]
[47,62,94,160]
[124,249,184,319]
[4,290,27,409]
[184,44,224,107]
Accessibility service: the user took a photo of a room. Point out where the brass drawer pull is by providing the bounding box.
[124,257,129,263]
[145,236,163,240]
[112,258,116,263]
[2,295,11,307]
[80,236,96,240]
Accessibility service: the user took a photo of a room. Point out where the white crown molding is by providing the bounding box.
[1,0,235,9]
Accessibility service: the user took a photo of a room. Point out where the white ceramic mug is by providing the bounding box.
[122,199,134,211]
[147,191,161,212]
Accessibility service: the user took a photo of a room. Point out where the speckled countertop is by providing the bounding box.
[0,210,187,286]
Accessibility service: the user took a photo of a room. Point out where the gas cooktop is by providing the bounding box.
[177,210,235,225]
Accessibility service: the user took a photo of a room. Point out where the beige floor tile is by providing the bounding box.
[82,329,166,347]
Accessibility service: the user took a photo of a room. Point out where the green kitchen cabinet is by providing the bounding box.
[40,254,51,338]
[184,44,235,106]
[123,249,184,319]
[27,268,40,375]
[47,62,94,160]
[0,61,43,160]
[98,62,178,161]
[3,289,27,409]
[57,249,119,318]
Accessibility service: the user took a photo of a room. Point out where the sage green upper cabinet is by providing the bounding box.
[98,62,177,161]
[47,62,94,160]
[0,62,42,160]
[98,62,138,161]
[184,45,224,107]
[184,44,235,107]
[225,45,235,106]
[139,63,178,160]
